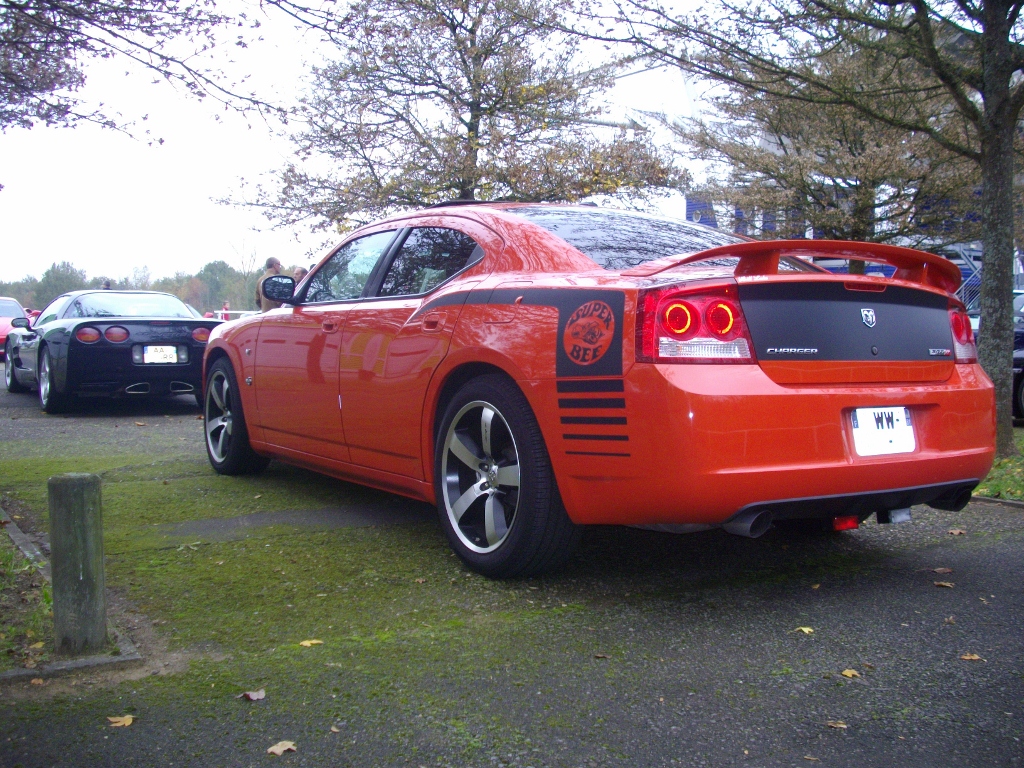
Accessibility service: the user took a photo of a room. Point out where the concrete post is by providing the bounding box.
[48,473,107,655]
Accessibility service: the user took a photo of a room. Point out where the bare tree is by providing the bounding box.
[253,0,685,230]
[582,0,1024,456]
[1,0,271,132]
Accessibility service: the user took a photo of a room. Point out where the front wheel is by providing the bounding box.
[1014,372,1024,419]
[204,357,270,475]
[435,374,580,579]
[38,347,70,414]
[5,343,28,393]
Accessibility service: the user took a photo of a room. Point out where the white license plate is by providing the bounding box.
[851,407,916,456]
[143,345,178,364]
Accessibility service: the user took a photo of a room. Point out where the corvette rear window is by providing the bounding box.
[0,299,24,318]
[66,293,193,318]
[511,207,814,271]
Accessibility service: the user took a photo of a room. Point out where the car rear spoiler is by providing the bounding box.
[621,239,962,294]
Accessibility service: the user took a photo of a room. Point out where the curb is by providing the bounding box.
[0,506,143,683]
[971,495,1024,510]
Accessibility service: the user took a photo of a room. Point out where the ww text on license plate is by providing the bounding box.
[851,407,916,457]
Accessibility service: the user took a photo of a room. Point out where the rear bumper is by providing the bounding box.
[535,362,995,525]
[66,349,204,398]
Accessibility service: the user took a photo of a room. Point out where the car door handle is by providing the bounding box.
[422,312,446,332]
[321,316,341,333]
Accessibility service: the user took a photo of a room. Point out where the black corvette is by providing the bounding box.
[3,291,221,413]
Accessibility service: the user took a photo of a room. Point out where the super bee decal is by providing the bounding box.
[563,300,615,366]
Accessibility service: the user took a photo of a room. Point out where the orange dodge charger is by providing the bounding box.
[202,203,995,578]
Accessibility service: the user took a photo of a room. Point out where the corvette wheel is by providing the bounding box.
[204,357,269,475]
[38,347,70,414]
[435,374,580,579]
[1015,374,1024,419]
[4,343,27,393]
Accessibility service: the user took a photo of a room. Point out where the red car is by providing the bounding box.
[203,203,995,577]
[0,297,28,361]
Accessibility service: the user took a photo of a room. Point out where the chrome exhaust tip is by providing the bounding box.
[721,508,773,538]
[170,381,194,393]
[125,382,151,394]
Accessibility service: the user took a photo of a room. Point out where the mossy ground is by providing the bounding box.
[974,427,1024,500]
[0,536,52,673]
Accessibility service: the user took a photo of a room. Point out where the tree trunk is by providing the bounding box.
[977,118,1017,458]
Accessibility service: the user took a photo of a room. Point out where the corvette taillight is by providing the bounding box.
[636,282,755,364]
[104,326,129,342]
[948,304,977,363]
[75,327,101,343]
[191,327,211,343]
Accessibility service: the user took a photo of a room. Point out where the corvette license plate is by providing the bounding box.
[851,407,915,456]
[143,345,178,364]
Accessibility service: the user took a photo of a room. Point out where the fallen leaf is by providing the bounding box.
[30,678,45,685]
[316,593,327,597]
[267,741,296,756]
[108,715,134,727]
[415,578,426,584]
[25,630,34,638]
[960,653,984,661]
[794,627,814,635]
[811,584,820,590]
[934,581,955,588]
[23,659,36,669]
[298,640,323,647]
[944,616,956,625]
[215,561,225,566]
[594,653,610,659]
[254,494,262,499]
[804,757,820,762]
[948,529,967,536]
[195,415,204,421]
[28,641,44,649]
[933,567,954,574]
[826,720,848,729]
[134,422,146,427]
[841,669,861,678]
[330,725,340,733]
[236,688,265,701]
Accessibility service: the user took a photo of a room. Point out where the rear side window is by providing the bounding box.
[304,230,397,303]
[378,228,483,297]
[513,207,761,270]
[0,299,24,318]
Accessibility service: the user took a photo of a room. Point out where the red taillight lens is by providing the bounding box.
[832,515,860,531]
[75,327,101,343]
[104,326,129,342]
[948,305,977,363]
[191,327,211,343]
[636,282,755,364]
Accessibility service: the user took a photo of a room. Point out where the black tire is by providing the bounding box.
[434,374,580,578]
[1014,373,1024,419]
[194,392,204,410]
[38,346,70,414]
[4,342,28,393]
[204,357,270,475]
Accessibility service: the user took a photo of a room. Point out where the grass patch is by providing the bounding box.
[0,535,52,673]
[976,428,1024,500]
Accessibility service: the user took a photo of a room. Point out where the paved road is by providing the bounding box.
[1,385,1023,767]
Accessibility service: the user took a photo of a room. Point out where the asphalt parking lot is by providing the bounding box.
[0,384,1023,767]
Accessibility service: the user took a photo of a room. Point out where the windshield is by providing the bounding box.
[65,293,193,319]
[511,207,762,270]
[0,299,25,318]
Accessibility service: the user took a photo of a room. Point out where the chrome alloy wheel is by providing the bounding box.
[38,351,51,405]
[4,352,12,388]
[440,399,521,553]
[205,369,234,463]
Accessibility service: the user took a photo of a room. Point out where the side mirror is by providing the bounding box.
[262,275,296,303]
[11,317,29,329]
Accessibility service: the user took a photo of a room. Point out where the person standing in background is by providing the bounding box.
[293,266,308,283]
[255,258,283,312]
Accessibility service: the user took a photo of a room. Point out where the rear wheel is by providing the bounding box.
[204,357,269,475]
[1015,372,1024,419]
[38,347,70,414]
[4,342,28,393]
[435,374,580,578]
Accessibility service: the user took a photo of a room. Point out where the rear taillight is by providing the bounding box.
[191,327,211,343]
[948,304,977,363]
[104,326,129,342]
[636,282,755,364]
[75,327,101,343]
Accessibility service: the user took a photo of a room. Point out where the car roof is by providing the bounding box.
[62,290,180,299]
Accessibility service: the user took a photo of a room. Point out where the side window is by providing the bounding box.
[36,296,68,326]
[378,228,483,297]
[304,231,397,303]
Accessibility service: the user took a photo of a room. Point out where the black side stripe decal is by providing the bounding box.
[558,398,625,409]
[560,416,627,425]
[563,434,629,441]
[556,379,624,393]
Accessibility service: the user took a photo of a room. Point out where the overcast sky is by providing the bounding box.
[0,4,696,283]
